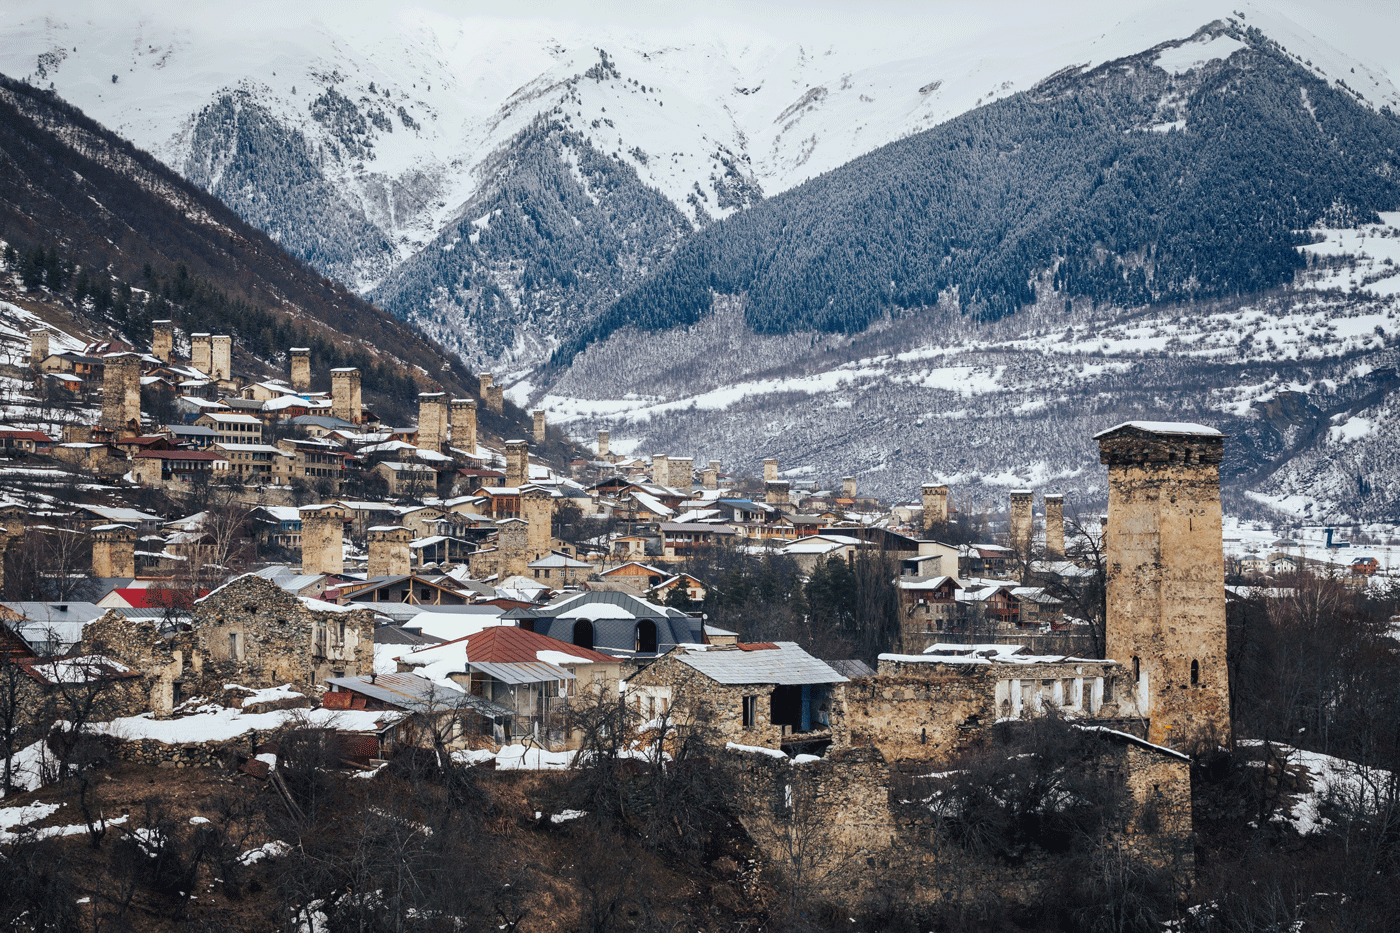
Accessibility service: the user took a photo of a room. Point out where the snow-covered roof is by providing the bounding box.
[1094,421,1222,438]
[670,642,847,686]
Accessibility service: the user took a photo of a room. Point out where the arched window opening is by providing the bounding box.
[1191,659,1200,685]
[636,619,658,654]
[572,620,595,651]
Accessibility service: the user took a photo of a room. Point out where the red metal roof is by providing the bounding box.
[438,625,615,665]
[0,429,54,442]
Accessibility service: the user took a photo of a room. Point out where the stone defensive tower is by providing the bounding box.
[505,440,529,488]
[450,399,477,452]
[652,455,669,486]
[486,384,504,414]
[1044,494,1065,559]
[479,373,493,400]
[331,369,362,424]
[669,457,693,489]
[532,409,547,445]
[921,484,948,536]
[1009,490,1034,559]
[300,505,346,577]
[842,477,857,499]
[418,393,448,452]
[210,335,232,381]
[597,430,610,461]
[521,486,554,564]
[763,458,779,483]
[29,328,50,367]
[367,525,413,577]
[151,321,173,363]
[765,480,790,506]
[91,524,136,579]
[703,460,721,490]
[290,348,311,392]
[1097,421,1230,750]
[191,333,212,374]
[101,352,142,433]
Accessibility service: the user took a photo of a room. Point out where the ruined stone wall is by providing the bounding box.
[81,612,195,717]
[151,321,173,363]
[1099,427,1230,749]
[451,399,477,452]
[300,505,345,576]
[418,393,448,452]
[290,349,310,392]
[100,354,141,431]
[1045,494,1065,559]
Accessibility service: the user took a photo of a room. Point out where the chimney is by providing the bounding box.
[367,525,413,577]
[29,328,50,368]
[763,458,778,483]
[451,398,478,452]
[532,409,547,444]
[505,439,529,488]
[1044,494,1065,559]
[190,333,212,375]
[597,430,611,461]
[100,352,142,433]
[289,348,311,392]
[151,321,173,363]
[841,476,857,499]
[331,368,362,424]
[417,392,448,452]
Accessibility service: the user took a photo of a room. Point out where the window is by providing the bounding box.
[1191,660,1200,685]
[228,632,239,659]
[572,620,595,651]
[742,695,758,729]
[636,619,658,654]
[1133,656,1141,683]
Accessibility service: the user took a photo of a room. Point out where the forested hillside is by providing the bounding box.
[552,25,1400,370]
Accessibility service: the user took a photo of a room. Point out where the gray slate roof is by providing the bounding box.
[675,642,848,686]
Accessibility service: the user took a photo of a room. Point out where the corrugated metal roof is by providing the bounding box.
[467,660,575,685]
[675,642,847,686]
[326,673,515,718]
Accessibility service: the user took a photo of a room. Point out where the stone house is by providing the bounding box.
[195,411,263,445]
[322,670,515,754]
[0,429,55,454]
[212,442,293,484]
[374,460,439,497]
[896,575,965,649]
[626,642,849,754]
[131,449,224,487]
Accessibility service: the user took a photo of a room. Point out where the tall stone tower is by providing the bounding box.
[367,525,412,577]
[29,328,50,367]
[210,335,232,381]
[479,373,493,400]
[763,458,779,483]
[331,369,362,424]
[290,348,311,392]
[765,480,790,506]
[703,460,721,490]
[1097,421,1230,750]
[505,440,529,488]
[921,484,948,536]
[190,333,212,374]
[842,477,857,498]
[670,457,693,489]
[91,524,136,579]
[101,353,142,433]
[300,505,346,576]
[418,393,448,452]
[652,455,669,486]
[451,399,477,452]
[597,430,610,461]
[532,409,547,444]
[1044,494,1065,559]
[151,321,173,363]
[1009,490,1034,559]
[486,384,504,414]
[521,486,554,564]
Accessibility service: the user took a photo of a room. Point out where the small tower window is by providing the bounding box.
[1191,660,1200,685]
[1133,656,1141,683]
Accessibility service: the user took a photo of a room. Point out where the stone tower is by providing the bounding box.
[505,440,529,488]
[331,369,362,424]
[1044,494,1065,559]
[151,320,173,363]
[479,373,493,401]
[290,348,311,392]
[652,455,668,486]
[1009,490,1034,559]
[210,335,232,381]
[367,525,413,577]
[921,484,948,536]
[300,504,346,576]
[450,398,477,452]
[597,430,610,461]
[190,333,212,374]
[763,458,779,483]
[703,460,721,490]
[1097,421,1230,750]
[670,457,693,489]
[842,476,857,499]
[101,353,142,433]
[91,524,136,579]
[532,409,547,444]
[486,384,504,414]
[765,480,790,506]
[29,328,50,367]
[521,486,554,563]
[417,393,448,452]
